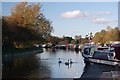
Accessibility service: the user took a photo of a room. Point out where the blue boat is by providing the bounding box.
[82,44,120,67]
[82,45,96,59]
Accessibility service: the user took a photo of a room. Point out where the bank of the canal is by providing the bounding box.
[2,47,43,61]
[75,63,119,80]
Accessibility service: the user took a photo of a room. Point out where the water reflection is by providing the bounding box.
[3,54,51,78]
[39,49,85,78]
[75,50,79,54]
[3,48,85,79]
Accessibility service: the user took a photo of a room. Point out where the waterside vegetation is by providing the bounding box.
[2,2,120,55]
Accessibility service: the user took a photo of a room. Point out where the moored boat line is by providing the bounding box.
[41,43,84,51]
[82,42,120,67]
[41,42,120,67]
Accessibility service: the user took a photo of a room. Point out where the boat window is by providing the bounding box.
[90,47,96,55]
[84,48,90,55]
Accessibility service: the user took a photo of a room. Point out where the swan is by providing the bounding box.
[65,60,69,65]
[58,58,62,63]
[70,59,73,64]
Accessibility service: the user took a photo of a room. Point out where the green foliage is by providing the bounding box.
[63,36,73,44]
[46,35,61,44]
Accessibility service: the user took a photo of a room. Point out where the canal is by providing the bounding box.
[2,48,85,79]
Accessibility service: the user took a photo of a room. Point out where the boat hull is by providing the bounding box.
[112,44,120,60]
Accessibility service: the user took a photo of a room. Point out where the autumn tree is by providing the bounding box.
[10,2,53,37]
[93,32,101,44]
[93,26,120,44]
[111,27,120,41]
[2,2,53,48]
[100,30,107,43]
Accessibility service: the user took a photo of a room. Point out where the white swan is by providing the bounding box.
[58,58,62,63]
[65,60,69,65]
[70,59,73,64]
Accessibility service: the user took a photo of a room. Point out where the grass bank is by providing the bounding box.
[2,47,43,60]
[2,47,43,55]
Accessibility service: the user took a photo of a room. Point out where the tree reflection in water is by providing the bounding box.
[3,49,85,78]
[2,54,51,79]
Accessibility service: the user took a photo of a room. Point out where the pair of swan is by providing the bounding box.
[58,58,73,65]
[65,59,73,65]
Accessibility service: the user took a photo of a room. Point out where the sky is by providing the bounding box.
[2,2,118,38]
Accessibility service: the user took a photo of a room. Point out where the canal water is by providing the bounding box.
[2,49,85,78]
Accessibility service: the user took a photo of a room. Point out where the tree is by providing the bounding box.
[64,36,73,44]
[75,35,82,44]
[93,32,102,44]
[2,2,53,48]
[100,30,106,43]
[2,17,14,48]
[112,27,120,41]
[93,27,120,44]
[46,35,61,44]
[106,26,113,31]
[10,2,53,37]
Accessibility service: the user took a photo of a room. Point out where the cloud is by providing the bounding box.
[93,18,116,24]
[61,10,89,18]
[96,11,112,15]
